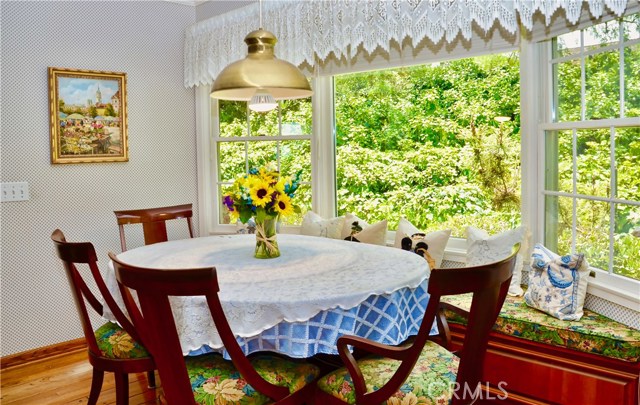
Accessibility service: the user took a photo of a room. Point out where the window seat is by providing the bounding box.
[441,294,640,362]
[440,294,640,405]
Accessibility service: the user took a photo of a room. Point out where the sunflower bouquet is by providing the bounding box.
[222,164,301,258]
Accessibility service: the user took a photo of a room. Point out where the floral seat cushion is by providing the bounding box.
[442,294,640,362]
[317,340,459,405]
[186,353,320,404]
[94,321,150,359]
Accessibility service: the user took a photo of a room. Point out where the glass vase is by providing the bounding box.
[254,214,280,259]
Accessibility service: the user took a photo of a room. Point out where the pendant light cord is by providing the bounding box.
[259,0,263,29]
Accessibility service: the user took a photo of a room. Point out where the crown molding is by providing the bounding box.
[165,0,208,6]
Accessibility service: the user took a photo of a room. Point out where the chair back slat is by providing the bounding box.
[52,230,104,356]
[114,203,194,251]
[139,292,194,404]
[142,221,168,246]
[434,244,518,405]
[110,253,291,404]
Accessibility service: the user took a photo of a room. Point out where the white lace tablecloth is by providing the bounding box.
[104,234,431,358]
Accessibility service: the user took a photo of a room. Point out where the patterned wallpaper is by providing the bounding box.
[0,1,199,356]
[1,0,636,358]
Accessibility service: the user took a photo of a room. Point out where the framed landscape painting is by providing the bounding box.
[48,67,128,163]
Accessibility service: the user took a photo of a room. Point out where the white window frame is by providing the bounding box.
[207,95,317,235]
[195,22,639,311]
[527,21,640,309]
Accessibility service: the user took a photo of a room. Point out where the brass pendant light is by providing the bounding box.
[210,1,312,111]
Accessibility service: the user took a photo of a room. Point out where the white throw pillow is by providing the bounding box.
[393,218,451,268]
[465,226,526,296]
[524,244,590,321]
[341,213,388,246]
[300,211,344,239]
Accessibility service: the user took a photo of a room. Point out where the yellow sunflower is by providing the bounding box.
[273,193,294,216]
[228,209,239,223]
[274,179,286,194]
[258,167,276,184]
[234,176,249,189]
[250,179,274,207]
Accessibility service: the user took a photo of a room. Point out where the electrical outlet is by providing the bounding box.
[1,182,30,202]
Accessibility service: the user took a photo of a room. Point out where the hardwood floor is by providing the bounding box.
[1,349,159,404]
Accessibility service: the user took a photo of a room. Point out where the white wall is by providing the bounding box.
[0,0,197,356]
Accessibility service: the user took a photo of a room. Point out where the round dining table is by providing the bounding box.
[104,233,433,359]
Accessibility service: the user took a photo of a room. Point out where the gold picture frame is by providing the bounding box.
[48,67,128,163]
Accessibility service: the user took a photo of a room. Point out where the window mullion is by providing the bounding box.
[244,106,250,179]
[311,76,337,218]
[548,37,639,65]
[609,126,616,274]
[541,191,640,207]
[217,135,311,142]
[277,107,282,172]
[580,31,586,122]
[619,21,625,118]
[540,117,640,130]
[196,85,216,236]
[277,140,281,172]
[572,128,578,254]
[522,36,546,248]
[246,104,251,137]
[244,141,248,174]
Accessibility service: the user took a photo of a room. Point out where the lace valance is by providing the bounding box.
[184,0,630,88]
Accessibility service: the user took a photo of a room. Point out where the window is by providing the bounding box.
[212,53,523,239]
[203,11,638,309]
[542,14,640,287]
[214,98,313,226]
[334,54,522,236]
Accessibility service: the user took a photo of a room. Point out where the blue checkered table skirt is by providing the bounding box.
[189,279,434,359]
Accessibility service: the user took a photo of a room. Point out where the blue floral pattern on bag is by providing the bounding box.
[524,244,589,321]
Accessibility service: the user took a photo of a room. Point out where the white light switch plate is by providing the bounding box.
[1,182,30,202]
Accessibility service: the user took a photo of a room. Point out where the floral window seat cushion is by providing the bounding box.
[441,294,640,363]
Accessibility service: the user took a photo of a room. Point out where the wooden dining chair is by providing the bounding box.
[315,244,520,405]
[114,203,194,251]
[50,229,156,405]
[109,252,320,405]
